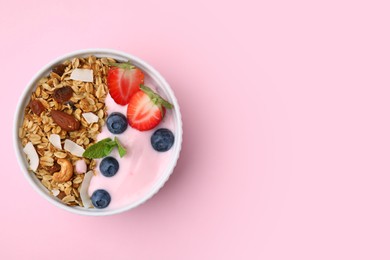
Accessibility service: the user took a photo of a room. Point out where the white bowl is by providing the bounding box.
[13,49,183,216]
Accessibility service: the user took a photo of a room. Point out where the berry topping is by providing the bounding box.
[52,64,67,76]
[107,62,145,105]
[91,189,111,209]
[127,85,173,131]
[106,112,128,134]
[99,156,119,177]
[151,128,175,152]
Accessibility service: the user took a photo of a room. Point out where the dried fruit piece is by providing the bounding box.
[47,163,61,174]
[52,64,67,76]
[51,110,80,131]
[29,99,45,115]
[57,192,66,200]
[53,86,73,103]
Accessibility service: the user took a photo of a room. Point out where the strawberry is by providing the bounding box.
[127,85,173,131]
[107,62,145,105]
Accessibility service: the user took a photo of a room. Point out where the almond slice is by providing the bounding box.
[64,139,85,157]
[80,171,94,208]
[23,142,39,171]
[49,134,62,150]
[82,112,99,124]
[70,68,93,82]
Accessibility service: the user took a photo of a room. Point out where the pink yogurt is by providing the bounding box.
[88,83,176,209]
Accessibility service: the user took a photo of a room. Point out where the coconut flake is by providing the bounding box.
[80,171,94,208]
[49,134,62,150]
[51,189,60,196]
[64,139,85,157]
[82,112,99,124]
[70,68,93,82]
[23,142,39,171]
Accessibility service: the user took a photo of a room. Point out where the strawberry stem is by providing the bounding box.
[140,85,173,116]
[140,85,173,108]
[109,61,135,70]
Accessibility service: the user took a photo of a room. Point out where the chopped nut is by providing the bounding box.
[53,159,73,182]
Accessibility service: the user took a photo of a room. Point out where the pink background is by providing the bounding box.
[2,0,390,259]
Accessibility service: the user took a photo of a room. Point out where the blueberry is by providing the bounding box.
[151,128,175,152]
[99,157,119,177]
[91,189,111,209]
[107,112,128,134]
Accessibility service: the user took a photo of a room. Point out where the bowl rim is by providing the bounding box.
[13,48,183,216]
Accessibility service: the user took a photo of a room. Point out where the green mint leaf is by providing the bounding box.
[103,145,115,156]
[83,138,115,159]
[83,137,128,159]
[114,137,127,157]
[107,140,117,147]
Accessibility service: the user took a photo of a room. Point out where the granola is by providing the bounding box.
[19,56,116,207]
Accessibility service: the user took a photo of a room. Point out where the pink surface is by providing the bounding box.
[2,0,390,259]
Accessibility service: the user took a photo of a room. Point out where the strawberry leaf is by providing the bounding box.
[140,84,173,110]
[160,98,173,109]
[140,85,155,97]
[109,61,135,70]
